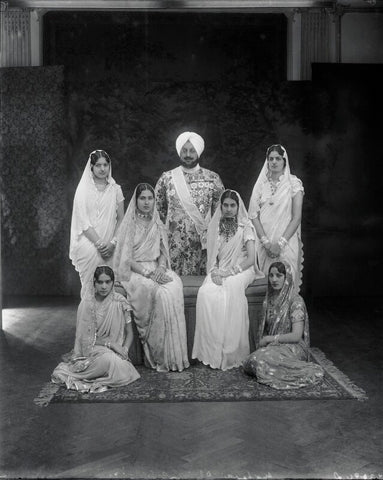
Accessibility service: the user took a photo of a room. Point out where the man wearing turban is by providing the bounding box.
[155,131,224,275]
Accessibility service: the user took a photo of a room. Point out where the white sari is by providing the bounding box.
[248,147,304,292]
[192,191,264,371]
[70,154,124,298]
[113,186,189,372]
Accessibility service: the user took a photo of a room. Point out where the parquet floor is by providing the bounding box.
[1,296,382,479]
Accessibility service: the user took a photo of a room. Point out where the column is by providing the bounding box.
[300,8,331,80]
[0,4,31,67]
[30,8,43,66]
[286,9,302,81]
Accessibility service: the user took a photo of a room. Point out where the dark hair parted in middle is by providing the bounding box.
[94,265,115,283]
[266,144,286,167]
[135,183,155,201]
[90,150,111,166]
[268,261,286,276]
[220,189,239,207]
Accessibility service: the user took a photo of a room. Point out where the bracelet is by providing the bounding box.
[274,334,280,343]
[278,236,288,249]
[105,341,111,349]
[260,235,270,247]
[95,239,103,248]
[235,264,243,274]
[110,237,117,246]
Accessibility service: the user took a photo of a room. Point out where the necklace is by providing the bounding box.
[94,181,108,191]
[267,176,279,205]
[136,211,152,219]
[219,217,238,242]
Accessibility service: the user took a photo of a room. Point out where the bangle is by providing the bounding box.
[278,236,288,249]
[110,237,117,246]
[235,264,243,274]
[260,235,270,247]
[95,239,102,248]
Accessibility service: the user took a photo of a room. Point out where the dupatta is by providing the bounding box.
[69,151,117,261]
[206,189,264,278]
[113,185,171,282]
[248,146,303,240]
[73,286,131,358]
[257,261,310,349]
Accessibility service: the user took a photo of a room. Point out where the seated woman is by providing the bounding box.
[113,183,189,373]
[192,189,264,371]
[243,261,324,389]
[52,266,140,393]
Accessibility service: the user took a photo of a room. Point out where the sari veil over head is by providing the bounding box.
[70,150,116,262]
[206,189,264,278]
[113,184,170,282]
[112,184,189,373]
[243,259,323,390]
[69,150,125,299]
[248,145,292,218]
[248,145,304,292]
[258,260,310,350]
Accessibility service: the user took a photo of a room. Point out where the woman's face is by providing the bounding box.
[221,197,238,218]
[92,157,110,181]
[267,151,285,175]
[94,273,114,297]
[269,267,285,291]
[136,189,155,215]
[179,141,199,169]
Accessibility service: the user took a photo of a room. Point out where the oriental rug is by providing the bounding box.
[34,348,367,407]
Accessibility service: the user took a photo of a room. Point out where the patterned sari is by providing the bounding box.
[52,289,140,393]
[243,261,323,389]
[113,186,189,372]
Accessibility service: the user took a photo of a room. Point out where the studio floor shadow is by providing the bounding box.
[1,296,382,479]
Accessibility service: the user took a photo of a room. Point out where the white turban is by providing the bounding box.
[175,132,205,158]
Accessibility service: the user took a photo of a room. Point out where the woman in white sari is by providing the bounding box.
[192,190,264,370]
[70,150,124,298]
[113,183,189,372]
[248,145,304,292]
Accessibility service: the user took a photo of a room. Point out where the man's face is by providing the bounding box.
[179,140,199,169]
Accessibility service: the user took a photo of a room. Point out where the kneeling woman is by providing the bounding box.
[192,189,264,370]
[243,261,324,389]
[113,183,189,372]
[52,266,140,393]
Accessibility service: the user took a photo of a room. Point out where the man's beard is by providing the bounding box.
[180,158,199,169]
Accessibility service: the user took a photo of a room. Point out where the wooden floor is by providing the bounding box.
[1,296,382,479]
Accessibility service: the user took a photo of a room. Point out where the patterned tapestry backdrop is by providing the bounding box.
[1,12,382,297]
[1,66,73,295]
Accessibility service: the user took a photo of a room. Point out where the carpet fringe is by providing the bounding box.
[310,347,368,401]
[34,382,60,407]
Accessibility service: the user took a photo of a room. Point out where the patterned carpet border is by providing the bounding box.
[34,347,367,407]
